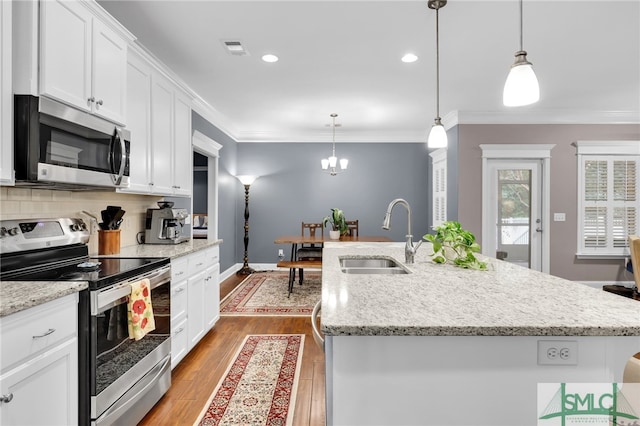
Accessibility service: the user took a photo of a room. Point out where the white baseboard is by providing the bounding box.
[577,280,634,290]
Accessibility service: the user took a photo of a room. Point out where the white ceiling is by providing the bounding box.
[98,0,640,142]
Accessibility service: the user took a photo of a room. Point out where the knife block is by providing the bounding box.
[98,230,121,255]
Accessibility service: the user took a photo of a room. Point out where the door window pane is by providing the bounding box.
[497,169,531,267]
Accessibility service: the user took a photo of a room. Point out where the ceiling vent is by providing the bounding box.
[222,40,249,56]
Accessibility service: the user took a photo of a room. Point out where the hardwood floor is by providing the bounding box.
[138,273,326,426]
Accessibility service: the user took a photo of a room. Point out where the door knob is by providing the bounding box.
[1,393,13,403]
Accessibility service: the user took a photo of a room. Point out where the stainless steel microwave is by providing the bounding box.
[13,95,130,189]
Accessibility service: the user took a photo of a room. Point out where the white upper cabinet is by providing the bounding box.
[120,49,194,197]
[123,50,152,193]
[172,90,193,196]
[150,73,175,195]
[91,18,127,123]
[40,0,127,125]
[1,0,13,185]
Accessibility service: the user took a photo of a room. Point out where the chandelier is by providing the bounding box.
[321,113,348,176]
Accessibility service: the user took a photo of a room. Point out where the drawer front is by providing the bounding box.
[171,257,188,282]
[188,251,207,274]
[171,317,188,369]
[0,294,77,372]
[171,280,188,321]
[205,246,220,265]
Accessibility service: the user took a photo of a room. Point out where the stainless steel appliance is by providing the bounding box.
[13,95,131,189]
[144,202,189,244]
[0,218,171,426]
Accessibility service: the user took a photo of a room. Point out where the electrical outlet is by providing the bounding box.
[278,249,284,260]
[538,340,578,365]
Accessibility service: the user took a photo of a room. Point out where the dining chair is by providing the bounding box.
[296,222,324,284]
[346,220,359,237]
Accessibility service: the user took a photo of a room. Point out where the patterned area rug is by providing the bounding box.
[193,334,305,426]
[220,271,321,316]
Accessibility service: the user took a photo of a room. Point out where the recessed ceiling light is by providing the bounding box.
[262,54,279,63]
[402,53,418,63]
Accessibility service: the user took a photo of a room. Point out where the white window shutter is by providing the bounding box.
[576,144,640,257]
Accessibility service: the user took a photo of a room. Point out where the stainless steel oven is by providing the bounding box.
[0,218,171,426]
[87,265,171,426]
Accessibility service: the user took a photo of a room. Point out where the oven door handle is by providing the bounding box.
[93,265,171,314]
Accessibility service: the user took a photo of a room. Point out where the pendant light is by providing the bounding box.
[321,113,348,176]
[503,0,539,107]
[427,0,447,149]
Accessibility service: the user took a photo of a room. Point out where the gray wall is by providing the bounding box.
[455,123,640,282]
[236,142,432,264]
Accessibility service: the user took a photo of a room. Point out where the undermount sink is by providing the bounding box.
[339,257,409,274]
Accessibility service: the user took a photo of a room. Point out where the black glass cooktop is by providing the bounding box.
[1,244,169,290]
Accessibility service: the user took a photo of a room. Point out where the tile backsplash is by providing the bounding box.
[0,186,164,255]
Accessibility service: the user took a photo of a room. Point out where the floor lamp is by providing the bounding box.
[236,175,258,275]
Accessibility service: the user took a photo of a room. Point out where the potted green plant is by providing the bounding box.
[423,221,488,270]
[323,208,349,239]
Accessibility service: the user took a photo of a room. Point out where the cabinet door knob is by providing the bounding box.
[96,99,104,106]
[88,96,95,103]
[1,393,13,403]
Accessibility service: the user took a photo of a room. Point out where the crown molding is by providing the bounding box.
[232,130,431,143]
[191,107,640,144]
[445,109,640,127]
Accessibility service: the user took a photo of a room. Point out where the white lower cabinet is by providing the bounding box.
[170,256,188,369]
[170,317,188,369]
[204,247,220,330]
[0,294,78,425]
[204,263,220,330]
[170,246,220,369]
[187,269,206,349]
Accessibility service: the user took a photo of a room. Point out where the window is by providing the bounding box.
[576,141,640,257]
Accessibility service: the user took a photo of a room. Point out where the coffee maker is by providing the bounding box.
[144,202,189,244]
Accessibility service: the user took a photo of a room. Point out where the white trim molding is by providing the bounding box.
[480,144,555,274]
[447,110,640,128]
[480,144,556,159]
[193,130,222,157]
[574,140,640,155]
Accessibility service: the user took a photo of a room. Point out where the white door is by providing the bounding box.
[484,160,543,270]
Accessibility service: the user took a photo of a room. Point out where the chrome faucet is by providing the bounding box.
[382,198,422,264]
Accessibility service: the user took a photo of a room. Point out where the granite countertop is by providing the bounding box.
[0,239,222,317]
[0,281,88,317]
[97,238,222,259]
[321,242,640,337]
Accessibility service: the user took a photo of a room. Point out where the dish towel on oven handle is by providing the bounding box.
[127,278,156,340]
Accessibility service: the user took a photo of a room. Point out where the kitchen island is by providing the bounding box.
[321,242,640,425]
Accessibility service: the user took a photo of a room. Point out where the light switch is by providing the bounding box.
[553,213,566,222]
